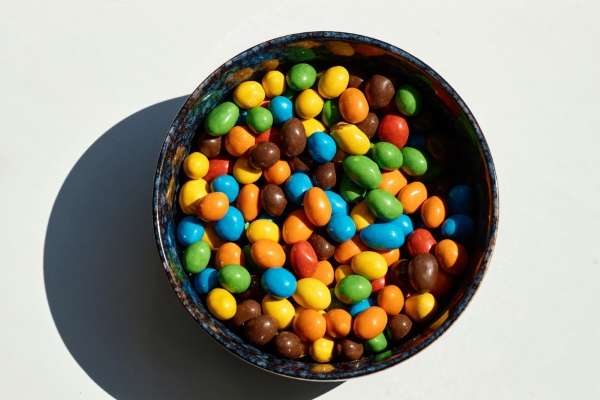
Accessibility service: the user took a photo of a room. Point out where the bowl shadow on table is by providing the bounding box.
[43,96,342,400]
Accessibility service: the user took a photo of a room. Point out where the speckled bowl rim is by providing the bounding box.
[153,31,499,381]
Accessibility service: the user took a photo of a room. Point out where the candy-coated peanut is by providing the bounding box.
[233,81,265,109]
[378,248,400,266]
[264,160,291,185]
[215,242,244,269]
[339,88,369,123]
[303,187,332,227]
[193,268,219,294]
[178,179,208,214]
[290,240,319,278]
[406,228,437,256]
[183,152,209,179]
[401,147,428,176]
[285,172,313,204]
[352,306,388,340]
[335,274,372,304]
[206,102,239,136]
[312,260,334,286]
[197,192,229,222]
[378,170,408,195]
[246,219,280,243]
[282,209,314,244]
[397,181,428,214]
[421,196,446,228]
[434,239,468,275]
[262,70,286,98]
[211,175,239,202]
[177,216,205,246]
[331,123,371,155]
[261,268,297,298]
[286,63,317,90]
[360,220,405,250]
[225,126,255,157]
[293,309,326,341]
[334,264,353,283]
[441,214,475,241]
[204,158,230,182]
[202,224,223,249]
[377,285,404,315]
[325,309,352,338]
[218,264,251,293]
[269,96,293,125]
[183,240,211,273]
[343,155,382,189]
[302,118,326,137]
[350,201,375,230]
[365,333,388,353]
[233,157,262,184]
[251,239,286,269]
[237,184,260,221]
[370,277,386,293]
[295,89,324,119]
[404,293,436,321]
[318,66,349,99]
[262,295,295,329]
[366,189,403,221]
[334,236,366,264]
[207,288,237,320]
[395,84,421,116]
[377,114,409,148]
[293,278,331,310]
[246,107,273,133]
[351,251,388,280]
[310,338,335,362]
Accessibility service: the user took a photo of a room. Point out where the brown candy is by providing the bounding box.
[280,118,306,157]
[230,299,261,329]
[260,184,288,217]
[348,75,364,89]
[364,74,395,109]
[335,339,364,361]
[289,156,311,172]
[236,275,263,301]
[273,331,304,359]
[198,135,222,158]
[244,315,278,346]
[332,147,347,163]
[356,112,379,138]
[248,142,280,169]
[388,314,413,342]
[308,232,335,260]
[312,162,336,189]
[408,253,439,292]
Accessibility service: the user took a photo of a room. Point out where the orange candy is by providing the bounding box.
[293,309,327,342]
[250,239,286,268]
[282,209,314,244]
[377,285,404,315]
[264,160,291,185]
[397,181,428,214]
[338,88,369,123]
[325,309,352,338]
[435,239,468,275]
[237,184,260,221]
[378,170,408,195]
[311,260,334,286]
[215,242,244,269]
[303,187,332,227]
[197,192,229,221]
[334,236,367,264]
[378,248,400,266]
[225,126,255,156]
[352,306,388,340]
[421,196,446,228]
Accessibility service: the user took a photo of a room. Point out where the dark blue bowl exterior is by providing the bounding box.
[153,32,498,381]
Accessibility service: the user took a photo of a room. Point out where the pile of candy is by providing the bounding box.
[176,62,475,363]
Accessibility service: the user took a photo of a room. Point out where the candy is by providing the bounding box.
[441,214,475,241]
[378,248,400,266]
[237,183,260,221]
[293,309,326,341]
[207,288,237,320]
[377,114,409,148]
[262,295,295,329]
[331,123,370,155]
[343,155,382,189]
[421,195,446,228]
[219,264,251,293]
[246,219,279,243]
[308,233,335,260]
[178,178,208,214]
[302,118,326,137]
[351,251,388,280]
[365,332,388,353]
[401,147,428,176]
[204,158,230,182]
[231,299,261,329]
[248,142,280,169]
[393,214,414,236]
[377,285,404,315]
[197,192,229,221]
[280,118,307,157]
[406,228,437,256]
[202,224,223,249]
[214,206,244,241]
[295,89,324,119]
[321,100,341,127]
[307,132,337,163]
[244,315,278,345]
[353,306,388,340]
[251,239,286,269]
[293,278,331,310]
[335,274,372,304]
[262,70,286,97]
[348,74,364,88]
[326,213,356,243]
[198,136,221,158]
[311,260,334,285]
[335,339,364,361]
[286,63,317,91]
[334,236,366,264]
[350,201,375,230]
[260,184,287,217]
[285,172,313,204]
[397,181,428,214]
[183,240,211,273]
[303,187,332,227]
[395,84,421,116]
[360,220,405,250]
[366,189,403,221]
[274,331,304,359]
[339,88,369,123]
[404,293,436,322]
[387,314,413,341]
[233,81,265,109]
[348,298,372,316]
[193,267,219,295]
[177,216,205,246]
[264,160,291,185]
[325,190,348,215]
[325,309,352,338]
[233,157,262,184]
[334,264,353,283]
[356,112,379,138]
[364,75,395,109]
[289,156,310,172]
[215,242,244,269]
[435,239,468,275]
[206,102,239,136]
[246,106,273,133]
[371,142,403,170]
[211,175,239,202]
[268,95,293,124]
[339,174,365,203]
[312,162,337,189]
[260,266,297,299]
[290,240,318,278]
[310,337,335,362]
[183,152,209,179]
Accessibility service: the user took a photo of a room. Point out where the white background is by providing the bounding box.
[2,0,599,399]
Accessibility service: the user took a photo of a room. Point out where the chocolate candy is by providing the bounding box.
[244,315,278,346]
[312,162,337,189]
[197,135,222,158]
[347,74,364,89]
[289,156,311,172]
[335,339,364,361]
[248,142,280,169]
[280,118,307,157]
[364,74,395,109]
[308,232,335,260]
[273,331,304,359]
[356,112,379,138]
[260,184,287,217]
[408,253,439,292]
[388,314,412,342]
[231,299,262,329]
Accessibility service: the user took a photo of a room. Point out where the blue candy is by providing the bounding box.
[441,214,475,241]
[326,214,356,243]
[307,132,337,163]
[210,175,240,202]
[325,190,348,215]
[285,172,313,204]
[193,267,219,294]
[392,214,414,236]
[447,185,474,214]
[269,96,294,125]
[261,268,297,298]
[177,216,205,246]
[360,221,405,250]
[349,298,374,316]
[214,206,244,241]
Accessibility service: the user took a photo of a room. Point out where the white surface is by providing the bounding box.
[1,0,599,399]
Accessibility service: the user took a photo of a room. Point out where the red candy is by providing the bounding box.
[255,126,281,145]
[377,114,409,148]
[370,276,386,293]
[290,240,318,278]
[203,158,231,182]
[406,228,437,256]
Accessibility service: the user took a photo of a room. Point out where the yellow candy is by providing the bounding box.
[233,157,262,184]
[334,264,353,283]
[310,337,335,362]
[295,89,324,119]
[261,70,285,98]
[405,293,436,322]
[302,118,326,137]
[206,288,237,320]
[233,80,265,109]
[202,224,223,249]
[178,178,208,214]
[262,295,295,329]
[183,152,209,179]
[318,66,349,99]
[350,201,375,231]
[293,278,331,310]
[331,123,370,155]
[351,251,388,280]
[246,219,280,243]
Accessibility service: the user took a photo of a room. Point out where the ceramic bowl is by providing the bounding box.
[153,31,498,380]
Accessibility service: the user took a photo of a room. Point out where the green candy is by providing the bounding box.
[205,101,239,136]
[395,84,421,116]
[286,63,317,91]
[335,274,372,304]
[366,189,404,221]
[370,142,403,170]
[343,155,382,189]
[339,174,365,203]
[246,106,273,133]
[218,264,251,294]
[321,100,341,127]
[401,147,428,176]
[373,349,393,361]
[366,333,388,352]
[183,241,211,273]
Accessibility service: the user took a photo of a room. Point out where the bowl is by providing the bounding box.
[153,31,498,381]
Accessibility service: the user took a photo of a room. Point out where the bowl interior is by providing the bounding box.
[153,32,498,380]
